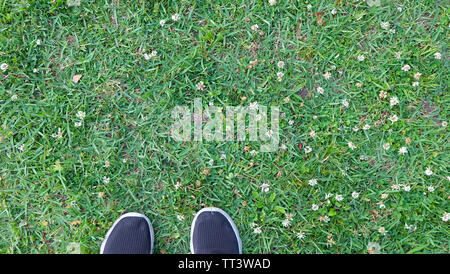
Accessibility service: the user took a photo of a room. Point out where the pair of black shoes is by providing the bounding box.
[100,207,242,254]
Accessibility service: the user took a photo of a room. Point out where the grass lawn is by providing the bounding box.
[0,0,448,254]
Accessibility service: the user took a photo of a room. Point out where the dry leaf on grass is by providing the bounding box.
[70,220,81,226]
[72,74,82,83]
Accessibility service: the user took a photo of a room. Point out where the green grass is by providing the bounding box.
[0,0,448,254]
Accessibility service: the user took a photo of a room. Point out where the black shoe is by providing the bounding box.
[100,212,154,254]
[190,207,242,254]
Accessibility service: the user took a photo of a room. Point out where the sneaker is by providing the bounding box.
[100,212,154,254]
[190,207,242,254]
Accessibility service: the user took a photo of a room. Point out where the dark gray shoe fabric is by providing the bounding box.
[191,209,240,254]
[102,215,152,254]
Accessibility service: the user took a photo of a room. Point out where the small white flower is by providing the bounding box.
[331,9,337,15]
[18,144,25,152]
[282,219,291,227]
[363,124,371,130]
[311,204,319,211]
[397,6,403,12]
[414,72,422,80]
[383,143,390,150]
[335,194,343,202]
[325,193,333,200]
[251,24,259,31]
[398,146,408,155]
[401,64,411,71]
[380,22,390,30]
[276,71,284,81]
[11,94,18,101]
[434,52,441,60]
[442,121,448,127]
[76,111,86,120]
[296,232,305,240]
[36,39,41,45]
[378,227,387,235]
[304,146,312,154]
[403,185,411,192]
[143,53,151,60]
[177,215,185,221]
[277,61,285,68]
[442,212,450,222]
[427,186,435,192]
[261,183,270,192]
[254,227,262,234]
[288,120,294,126]
[159,19,166,27]
[74,122,82,127]
[379,90,388,99]
[196,81,205,91]
[316,86,324,94]
[307,4,312,10]
[280,144,287,151]
[308,179,318,186]
[388,114,398,124]
[352,192,360,199]
[171,13,180,22]
[33,68,38,73]
[0,63,8,72]
[395,52,402,59]
[103,176,110,184]
[250,150,258,156]
[268,0,276,6]
[357,55,365,61]
[342,99,349,108]
[266,129,273,138]
[150,50,157,58]
[348,141,357,150]
[392,184,401,190]
[425,167,433,176]
[390,96,399,107]
[412,82,419,87]
[309,130,316,138]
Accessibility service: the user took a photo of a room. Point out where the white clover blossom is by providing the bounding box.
[76,111,86,120]
[0,63,8,72]
[308,179,318,186]
[401,64,411,71]
[342,99,349,108]
[390,96,399,107]
[171,13,180,22]
[348,141,357,150]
